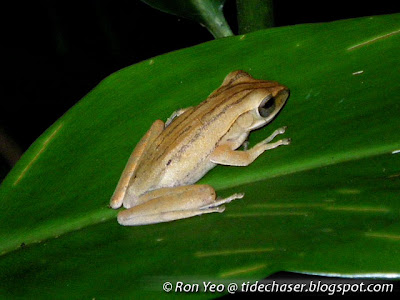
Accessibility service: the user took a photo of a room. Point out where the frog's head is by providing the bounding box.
[251,86,290,129]
[225,71,290,131]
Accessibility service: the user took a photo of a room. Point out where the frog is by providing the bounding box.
[110,70,291,225]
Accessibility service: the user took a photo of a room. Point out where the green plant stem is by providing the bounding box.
[141,0,233,38]
[193,0,233,38]
[236,0,274,34]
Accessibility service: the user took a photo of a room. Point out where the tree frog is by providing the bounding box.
[110,71,291,226]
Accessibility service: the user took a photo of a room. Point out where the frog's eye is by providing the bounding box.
[258,90,289,119]
[258,95,276,118]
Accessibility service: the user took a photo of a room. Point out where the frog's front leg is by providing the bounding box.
[117,185,243,226]
[210,126,291,166]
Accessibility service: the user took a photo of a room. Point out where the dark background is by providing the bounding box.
[1,0,399,180]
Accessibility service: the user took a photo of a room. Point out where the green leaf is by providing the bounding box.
[1,14,400,298]
[141,0,233,38]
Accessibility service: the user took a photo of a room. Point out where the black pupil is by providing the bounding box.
[259,97,276,117]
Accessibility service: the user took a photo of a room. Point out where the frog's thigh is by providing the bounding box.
[110,120,164,209]
[117,185,240,226]
[165,107,192,127]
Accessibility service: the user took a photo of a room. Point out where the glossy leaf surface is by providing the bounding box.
[1,14,400,298]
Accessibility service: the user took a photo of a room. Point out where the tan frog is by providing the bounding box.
[110,71,290,226]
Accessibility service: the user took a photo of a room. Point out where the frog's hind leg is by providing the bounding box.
[110,120,164,209]
[165,107,192,127]
[117,185,243,226]
[200,193,244,209]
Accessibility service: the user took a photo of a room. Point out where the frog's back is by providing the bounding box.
[134,72,282,190]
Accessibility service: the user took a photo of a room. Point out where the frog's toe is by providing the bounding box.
[200,192,244,209]
[282,138,291,145]
[277,126,287,134]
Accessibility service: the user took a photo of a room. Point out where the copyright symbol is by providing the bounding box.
[163,282,173,292]
[227,283,238,294]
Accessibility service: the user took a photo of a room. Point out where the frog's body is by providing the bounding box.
[110,71,290,226]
